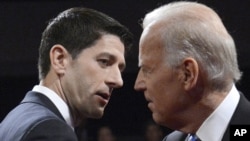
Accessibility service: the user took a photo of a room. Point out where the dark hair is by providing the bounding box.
[38,7,133,80]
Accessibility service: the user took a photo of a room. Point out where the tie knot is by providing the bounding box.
[188,134,200,141]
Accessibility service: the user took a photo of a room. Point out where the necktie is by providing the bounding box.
[187,134,201,141]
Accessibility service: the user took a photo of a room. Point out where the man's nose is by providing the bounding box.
[134,70,146,91]
[106,68,123,88]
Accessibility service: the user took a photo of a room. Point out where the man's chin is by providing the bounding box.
[89,110,104,119]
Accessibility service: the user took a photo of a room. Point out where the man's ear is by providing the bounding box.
[181,57,199,91]
[50,44,70,76]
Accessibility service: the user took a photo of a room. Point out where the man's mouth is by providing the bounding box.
[96,92,110,100]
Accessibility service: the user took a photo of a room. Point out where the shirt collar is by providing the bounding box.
[196,84,240,141]
[32,85,74,129]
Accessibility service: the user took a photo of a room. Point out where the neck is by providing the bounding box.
[179,88,229,133]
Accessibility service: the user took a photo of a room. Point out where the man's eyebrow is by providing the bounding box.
[97,52,117,61]
[97,52,113,57]
[98,52,126,71]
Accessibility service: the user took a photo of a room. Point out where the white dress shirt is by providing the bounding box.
[196,84,240,141]
[32,85,74,129]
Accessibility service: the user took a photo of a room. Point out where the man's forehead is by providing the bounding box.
[139,36,164,56]
[138,44,165,67]
[138,47,164,68]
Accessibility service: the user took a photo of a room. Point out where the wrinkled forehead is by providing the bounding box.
[140,22,165,52]
[138,23,165,65]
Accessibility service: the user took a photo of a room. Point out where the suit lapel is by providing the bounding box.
[222,93,250,141]
[21,91,65,121]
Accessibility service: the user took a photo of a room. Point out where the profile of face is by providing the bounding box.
[134,25,186,127]
[60,34,125,121]
[97,126,116,141]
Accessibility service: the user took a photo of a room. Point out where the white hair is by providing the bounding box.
[142,1,242,90]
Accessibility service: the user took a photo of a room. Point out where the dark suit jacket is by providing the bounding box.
[0,91,78,141]
[162,93,250,141]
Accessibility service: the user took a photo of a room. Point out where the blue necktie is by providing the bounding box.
[187,134,200,141]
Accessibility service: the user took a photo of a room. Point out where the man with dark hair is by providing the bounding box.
[0,7,133,141]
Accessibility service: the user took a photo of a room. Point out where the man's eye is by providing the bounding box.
[141,67,151,77]
[142,67,148,73]
[98,59,109,66]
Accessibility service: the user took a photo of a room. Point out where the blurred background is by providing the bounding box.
[0,0,249,140]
